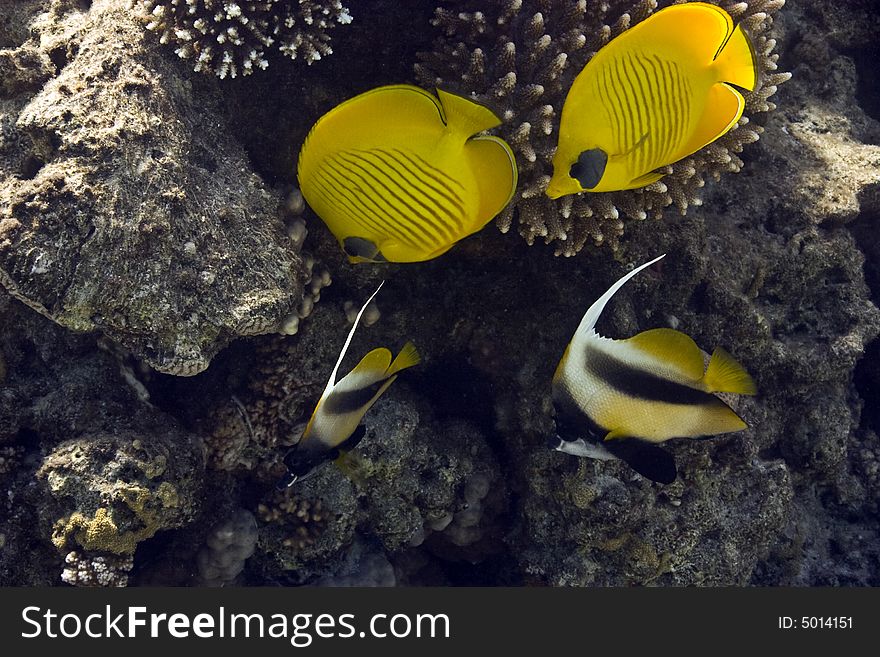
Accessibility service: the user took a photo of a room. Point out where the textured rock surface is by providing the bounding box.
[0,0,306,375]
[0,291,205,584]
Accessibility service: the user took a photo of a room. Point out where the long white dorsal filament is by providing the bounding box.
[319,280,385,401]
[575,254,666,339]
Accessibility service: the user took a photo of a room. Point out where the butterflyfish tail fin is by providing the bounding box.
[675,82,745,162]
[703,347,757,395]
[465,134,518,229]
[386,341,421,377]
[320,282,385,400]
[575,254,666,339]
[436,88,502,136]
[714,22,758,92]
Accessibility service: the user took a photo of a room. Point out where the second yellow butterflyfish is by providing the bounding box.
[297,85,518,263]
[546,2,759,198]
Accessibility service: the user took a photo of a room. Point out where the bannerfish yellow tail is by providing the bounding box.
[550,254,756,484]
[547,2,759,197]
[298,84,517,263]
[277,282,420,488]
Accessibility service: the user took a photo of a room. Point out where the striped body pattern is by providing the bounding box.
[586,53,701,190]
[308,146,476,260]
[547,2,758,197]
[552,254,757,449]
[298,85,517,263]
[556,333,746,444]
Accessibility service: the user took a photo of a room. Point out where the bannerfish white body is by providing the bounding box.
[278,282,420,488]
[551,254,757,483]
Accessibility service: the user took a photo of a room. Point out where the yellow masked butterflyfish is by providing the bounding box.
[546,2,759,198]
[549,254,757,484]
[297,84,518,263]
[277,282,420,488]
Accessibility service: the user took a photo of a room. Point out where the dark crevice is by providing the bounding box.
[48,46,68,73]
[19,154,44,179]
[849,44,880,123]
[847,212,880,307]
[854,338,880,432]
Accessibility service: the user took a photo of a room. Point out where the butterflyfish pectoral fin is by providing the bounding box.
[465,134,518,228]
[703,347,757,395]
[436,88,502,136]
[625,328,706,382]
[675,82,745,161]
[626,170,666,190]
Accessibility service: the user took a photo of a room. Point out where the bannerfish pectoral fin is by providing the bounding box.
[603,439,678,484]
[603,428,628,442]
[570,148,608,190]
[551,436,618,461]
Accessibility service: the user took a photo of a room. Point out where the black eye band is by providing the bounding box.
[570,148,608,190]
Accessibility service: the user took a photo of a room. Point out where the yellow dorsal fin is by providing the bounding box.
[713,22,758,92]
[386,341,421,377]
[464,134,518,228]
[674,82,745,162]
[628,2,735,63]
[341,84,445,133]
[348,347,393,383]
[624,328,706,381]
[436,88,502,136]
[298,86,445,180]
[703,347,757,395]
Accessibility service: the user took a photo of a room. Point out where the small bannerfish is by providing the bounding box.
[546,2,758,197]
[277,282,420,488]
[297,84,518,263]
[550,254,757,483]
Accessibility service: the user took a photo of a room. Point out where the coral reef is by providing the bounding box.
[313,538,396,586]
[416,0,790,255]
[0,0,308,375]
[1,0,879,589]
[41,431,203,555]
[139,0,353,79]
[61,551,134,587]
[0,289,206,584]
[195,508,259,586]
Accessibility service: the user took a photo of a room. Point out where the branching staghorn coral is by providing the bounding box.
[416,0,790,255]
[139,0,353,79]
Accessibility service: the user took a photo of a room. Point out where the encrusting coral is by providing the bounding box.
[139,0,353,79]
[416,0,790,255]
